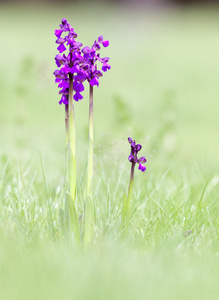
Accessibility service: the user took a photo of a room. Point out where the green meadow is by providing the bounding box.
[0,3,219,299]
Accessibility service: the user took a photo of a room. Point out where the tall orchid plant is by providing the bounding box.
[53,19,110,242]
[81,37,110,196]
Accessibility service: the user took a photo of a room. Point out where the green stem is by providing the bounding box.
[69,74,77,204]
[87,84,94,196]
[67,74,80,244]
[122,163,135,230]
[65,103,69,188]
[65,103,70,225]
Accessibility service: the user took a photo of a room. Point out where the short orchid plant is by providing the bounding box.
[122,137,147,231]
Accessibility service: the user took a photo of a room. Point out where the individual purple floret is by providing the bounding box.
[128,137,147,173]
[81,35,111,87]
[53,18,86,104]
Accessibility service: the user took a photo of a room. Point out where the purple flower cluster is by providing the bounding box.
[54,18,85,104]
[81,36,111,87]
[53,18,111,105]
[128,137,147,172]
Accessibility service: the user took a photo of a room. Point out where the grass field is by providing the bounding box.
[0,2,219,299]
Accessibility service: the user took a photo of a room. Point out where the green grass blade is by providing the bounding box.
[83,196,95,250]
[66,191,80,245]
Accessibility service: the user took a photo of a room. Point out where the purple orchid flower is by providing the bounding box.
[81,36,111,87]
[122,137,147,231]
[53,18,87,104]
[128,137,147,173]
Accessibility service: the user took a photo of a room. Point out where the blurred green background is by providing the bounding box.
[1,1,219,181]
[0,1,219,299]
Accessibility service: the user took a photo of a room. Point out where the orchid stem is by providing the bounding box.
[67,73,81,244]
[69,74,77,204]
[65,103,69,188]
[122,163,135,230]
[87,84,94,197]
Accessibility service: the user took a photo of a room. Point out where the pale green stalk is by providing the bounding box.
[67,74,80,244]
[83,85,95,248]
[68,74,77,204]
[65,104,69,187]
[122,163,135,230]
[64,103,70,226]
[87,84,94,196]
